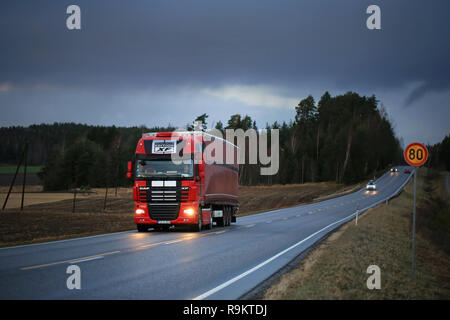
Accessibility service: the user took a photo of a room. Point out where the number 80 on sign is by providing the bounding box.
[404,142,428,167]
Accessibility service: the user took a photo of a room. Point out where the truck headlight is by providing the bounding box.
[135,209,145,215]
[183,208,195,215]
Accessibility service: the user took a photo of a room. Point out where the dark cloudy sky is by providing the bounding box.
[1,0,449,145]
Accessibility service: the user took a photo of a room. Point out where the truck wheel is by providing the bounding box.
[207,211,213,230]
[137,225,148,232]
[193,210,202,232]
[225,206,231,226]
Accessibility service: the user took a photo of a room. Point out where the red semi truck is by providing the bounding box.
[126,131,239,232]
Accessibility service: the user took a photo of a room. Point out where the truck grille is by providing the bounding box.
[138,182,189,202]
[148,203,179,221]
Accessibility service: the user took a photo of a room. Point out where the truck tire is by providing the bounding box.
[207,211,213,230]
[216,215,224,227]
[225,206,231,226]
[193,210,202,232]
[137,224,148,232]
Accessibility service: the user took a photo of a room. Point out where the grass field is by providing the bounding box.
[0,165,43,174]
[0,182,351,247]
[263,168,450,299]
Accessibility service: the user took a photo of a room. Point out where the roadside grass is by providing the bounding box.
[0,182,350,247]
[237,182,354,217]
[264,168,450,299]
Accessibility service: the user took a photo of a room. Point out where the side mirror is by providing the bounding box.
[126,161,133,179]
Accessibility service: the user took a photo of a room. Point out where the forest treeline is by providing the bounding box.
[2,91,445,191]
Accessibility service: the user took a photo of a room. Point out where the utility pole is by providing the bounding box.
[2,145,26,211]
[20,142,28,211]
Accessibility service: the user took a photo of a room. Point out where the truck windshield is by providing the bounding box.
[136,159,194,178]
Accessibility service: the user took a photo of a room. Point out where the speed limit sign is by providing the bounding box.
[404,142,428,167]
[403,142,429,281]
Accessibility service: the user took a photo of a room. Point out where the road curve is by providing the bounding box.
[0,166,413,299]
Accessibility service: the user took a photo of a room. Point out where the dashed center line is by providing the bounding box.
[20,250,120,270]
[165,240,183,245]
[69,256,104,264]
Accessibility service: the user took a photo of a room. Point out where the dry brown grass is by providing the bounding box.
[0,182,348,247]
[264,168,450,300]
[238,182,349,216]
[0,187,133,210]
[0,190,136,247]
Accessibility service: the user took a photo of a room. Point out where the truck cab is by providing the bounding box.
[127,131,238,232]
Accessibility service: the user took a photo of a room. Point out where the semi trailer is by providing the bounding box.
[126,131,239,232]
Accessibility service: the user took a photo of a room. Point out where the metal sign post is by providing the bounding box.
[411,169,417,280]
[404,142,429,281]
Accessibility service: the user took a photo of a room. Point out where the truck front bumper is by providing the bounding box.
[134,201,200,225]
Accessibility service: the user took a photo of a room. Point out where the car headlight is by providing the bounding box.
[184,208,195,215]
[135,209,145,215]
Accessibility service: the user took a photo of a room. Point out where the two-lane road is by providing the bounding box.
[0,167,413,299]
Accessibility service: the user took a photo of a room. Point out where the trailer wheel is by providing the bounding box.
[137,224,148,232]
[216,215,224,227]
[225,206,231,226]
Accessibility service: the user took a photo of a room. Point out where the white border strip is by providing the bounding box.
[0,230,135,251]
[193,170,414,300]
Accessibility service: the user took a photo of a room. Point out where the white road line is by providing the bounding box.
[193,212,357,300]
[0,230,135,251]
[246,224,255,228]
[165,240,183,245]
[69,256,104,264]
[193,172,414,300]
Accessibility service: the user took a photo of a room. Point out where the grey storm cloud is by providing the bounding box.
[1,0,449,95]
[0,0,449,144]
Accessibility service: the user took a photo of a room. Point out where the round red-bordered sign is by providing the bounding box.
[404,142,428,167]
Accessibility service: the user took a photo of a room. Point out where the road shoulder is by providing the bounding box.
[251,168,450,299]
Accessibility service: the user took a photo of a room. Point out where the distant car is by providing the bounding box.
[404,168,411,174]
[390,168,398,172]
[366,180,377,190]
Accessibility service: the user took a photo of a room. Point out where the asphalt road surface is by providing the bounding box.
[0,166,413,299]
